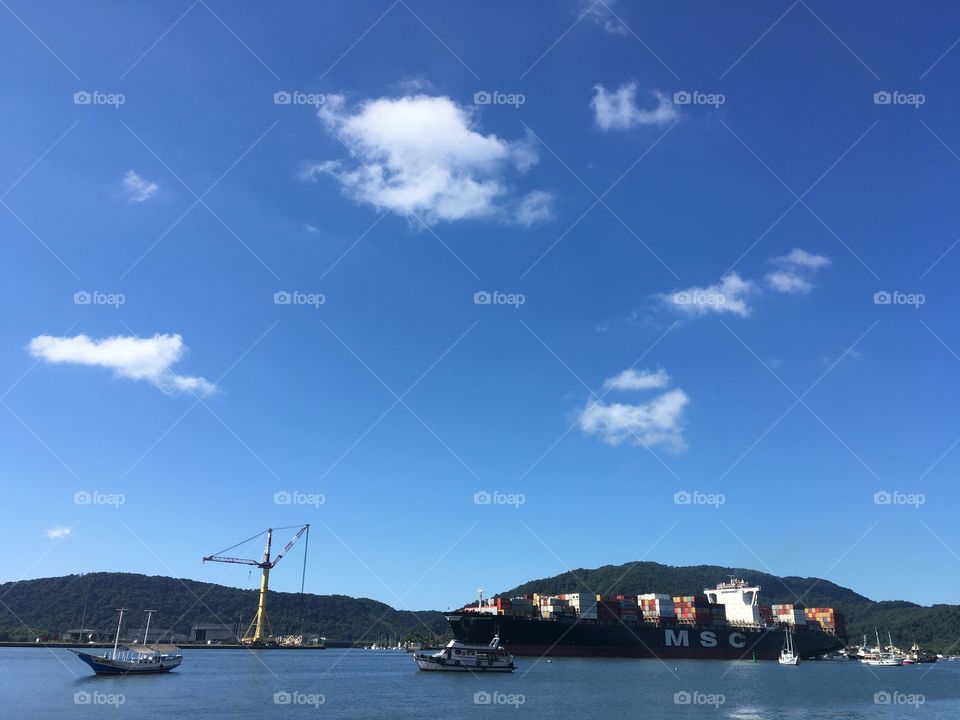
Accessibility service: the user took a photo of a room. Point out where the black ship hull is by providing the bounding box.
[448,613,844,661]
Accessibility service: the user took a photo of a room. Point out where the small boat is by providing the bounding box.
[69,608,182,675]
[414,635,515,672]
[779,629,800,666]
[821,650,850,661]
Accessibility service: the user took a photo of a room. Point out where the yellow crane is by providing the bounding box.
[203,524,310,645]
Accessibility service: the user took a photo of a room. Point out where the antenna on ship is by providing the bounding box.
[477,588,485,609]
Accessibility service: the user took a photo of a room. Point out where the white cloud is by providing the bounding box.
[603,368,670,391]
[516,190,554,226]
[767,248,830,293]
[661,273,755,318]
[45,526,71,539]
[304,224,319,234]
[773,248,831,270]
[766,270,812,294]
[304,93,543,225]
[28,334,215,396]
[579,388,689,452]
[122,170,158,203]
[653,250,830,319]
[591,83,677,131]
[578,0,629,35]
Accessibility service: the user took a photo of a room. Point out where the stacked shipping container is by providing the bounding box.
[803,608,846,636]
[672,595,728,625]
[466,592,841,636]
[638,593,675,619]
[673,594,710,624]
[771,604,808,625]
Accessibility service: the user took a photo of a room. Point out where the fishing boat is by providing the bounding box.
[414,635,515,672]
[778,629,800,665]
[69,608,182,675]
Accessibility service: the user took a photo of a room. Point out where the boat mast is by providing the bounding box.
[112,608,128,660]
[143,609,156,647]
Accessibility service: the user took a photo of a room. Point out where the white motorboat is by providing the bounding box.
[414,634,515,672]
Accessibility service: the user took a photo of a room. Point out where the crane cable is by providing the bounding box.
[208,529,268,558]
[298,525,310,635]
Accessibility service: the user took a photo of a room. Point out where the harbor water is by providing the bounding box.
[7,647,960,718]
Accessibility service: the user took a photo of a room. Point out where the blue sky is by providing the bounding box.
[2,0,960,615]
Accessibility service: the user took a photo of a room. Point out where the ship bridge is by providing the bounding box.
[704,578,762,625]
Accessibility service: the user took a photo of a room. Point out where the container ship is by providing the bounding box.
[447,579,846,661]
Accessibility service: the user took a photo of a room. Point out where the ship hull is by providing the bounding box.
[70,650,181,675]
[447,614,844,661]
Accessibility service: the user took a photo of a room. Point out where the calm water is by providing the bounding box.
[6,647,960,718]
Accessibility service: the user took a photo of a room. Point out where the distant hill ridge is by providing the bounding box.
[3,562,959,652]
[0,572,447,644]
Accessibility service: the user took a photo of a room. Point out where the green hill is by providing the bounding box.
[501,561,958,653]
[5,563,958,653]
[0,573,447,644]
